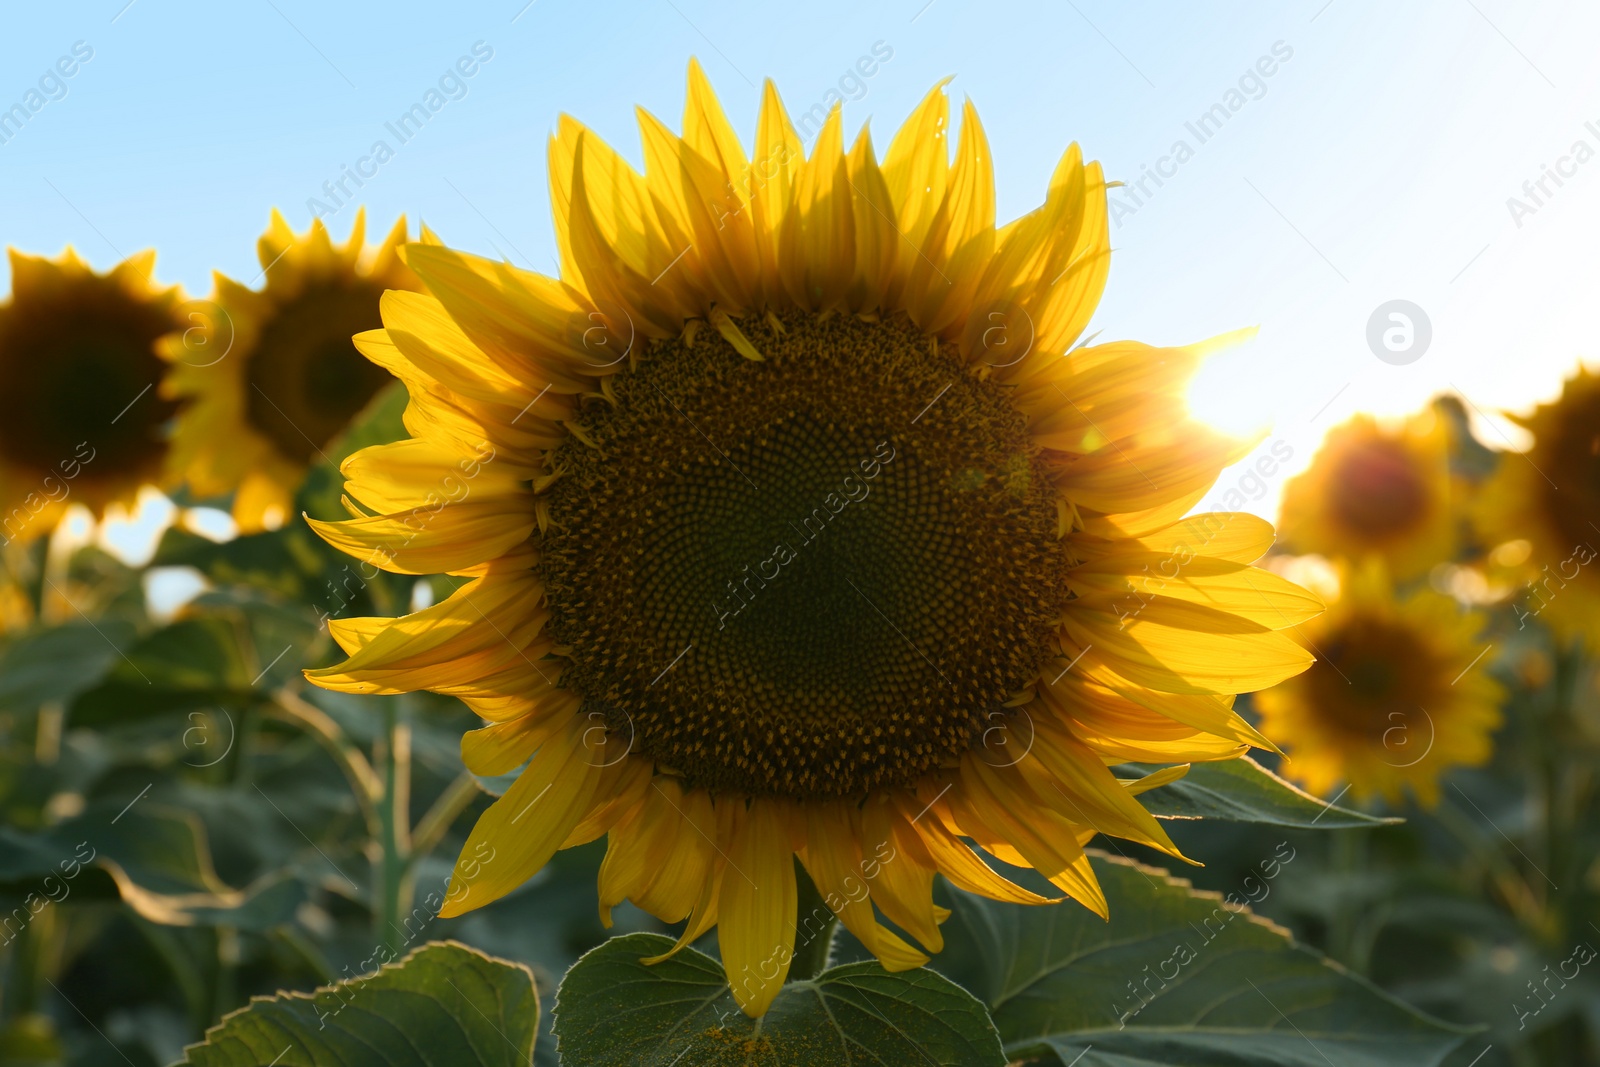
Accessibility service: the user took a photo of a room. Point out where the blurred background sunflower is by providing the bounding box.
[1255,562,1502,806]
[0,249,179,542]
[160,211,418,532]
[1472,366,1600,653]
[1276,410,1459,580]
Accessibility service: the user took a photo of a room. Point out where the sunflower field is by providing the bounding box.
[2,21,1599,1067]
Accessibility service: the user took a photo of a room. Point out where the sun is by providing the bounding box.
[0,248,181,542]
[1255,563,1502,807]
[160,210,420,532]
[304,61,1319,1016]
[1474,366,1600,652]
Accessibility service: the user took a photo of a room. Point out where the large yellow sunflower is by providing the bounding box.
[1474,366,1600,651]
[0,248,181,542]
[161,210,420,531]
[1256,564,1501,807]
[1276,410,1456,579]
[304,63,1320,1016]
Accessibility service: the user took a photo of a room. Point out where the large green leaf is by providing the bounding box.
[552,932,1005,1066]
[69,615,256,727]
[0,617,141,711]
[935,853,1469,1066]
[176,940,538,1066]
[0,798,303,930]
[1123,756,1397,829]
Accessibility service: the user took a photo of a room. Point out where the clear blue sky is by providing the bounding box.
[4,0,1597,518]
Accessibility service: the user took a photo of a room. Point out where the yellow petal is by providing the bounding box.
[780,104,854,311]
[1063,607,1314,696]
[800,803,927,971]
[749,80,803,307]
[719,800,796,1017]
[894,790,1056,906]
[881,79,952,302]
[307,500,534,576]
[954,759,1108,917]
[846,129,896,313]
[438,718,600,916]
[860,795,946,953]
[460,703,569,775]
[1070,555,1324,630]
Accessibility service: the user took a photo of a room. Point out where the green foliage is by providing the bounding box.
[0,799,303,930]
[933,853,1471,1066]
[552,932,1006,1067]
[176,941,538,1066]
[0,618,140,712]
[1125,756,1398,829]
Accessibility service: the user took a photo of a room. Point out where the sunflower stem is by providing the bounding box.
[375,696,413,957]
[788,862,836,981]
[408,772,481,868]
[267,690,381,837]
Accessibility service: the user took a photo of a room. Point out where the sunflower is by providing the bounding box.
[0,248,181,542]
[161,210,420,531]
[1276,410,1457,580]
[1255,563,1501,806]
[1474,366,1600,652]
[304,63,1320,1016]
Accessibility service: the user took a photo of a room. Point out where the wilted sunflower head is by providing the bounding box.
[0,248,180,540]
[160,210,419,531]
[1474,366,1600,651]
[305,61,1319,1016]
[1277,410,1456,579]
[1256,562,1501,807]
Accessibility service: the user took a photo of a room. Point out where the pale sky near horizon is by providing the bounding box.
[3,0,1598,527]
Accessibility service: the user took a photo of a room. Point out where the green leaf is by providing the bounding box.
[552,932,1006,1066]
[934,853,1470,1066]
[1123,756,1398,829]
[0,618,141,712]
[176,940,538,1066]
[0,798,303,930]
[69,616,256,727]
